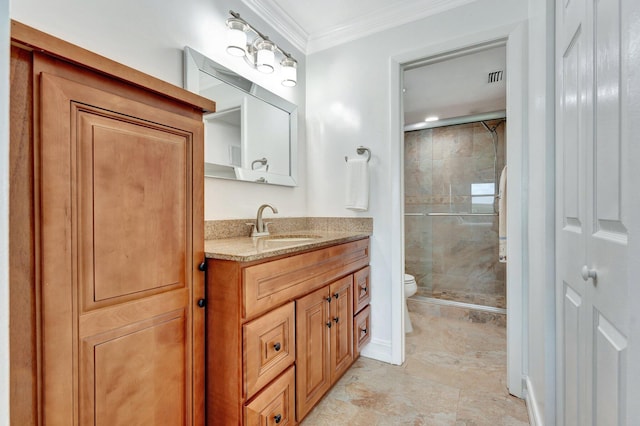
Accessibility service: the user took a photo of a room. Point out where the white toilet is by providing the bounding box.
[404,274,418,333]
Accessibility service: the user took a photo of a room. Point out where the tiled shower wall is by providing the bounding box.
[404,120,506,308]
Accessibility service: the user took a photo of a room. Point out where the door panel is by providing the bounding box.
[329,276,353,382]
[588,0,628,423]
[80,312,186,426]
[562,283,582,425]
[557,11,589,425]
[561,28,584,230]
[40,71,203,424]
[296,286,330,420]
[593,312,627,426]
[557,0,630,422]
[594,0,622,227]
[78,110,188,309]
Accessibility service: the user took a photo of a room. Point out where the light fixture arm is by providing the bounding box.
[228,10,295,60]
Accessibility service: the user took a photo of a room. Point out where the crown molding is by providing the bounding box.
[240,0,309,54]
[243,0,477,55]
[306,0,477,53]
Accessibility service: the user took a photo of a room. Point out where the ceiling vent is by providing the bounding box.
[488,70,504,83]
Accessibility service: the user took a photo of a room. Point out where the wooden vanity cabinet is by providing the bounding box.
[9,22,214,425]
[205,238,370,425]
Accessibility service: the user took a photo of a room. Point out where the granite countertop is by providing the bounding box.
[204,231,370,262]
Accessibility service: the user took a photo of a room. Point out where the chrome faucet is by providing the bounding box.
[252,204,278,237]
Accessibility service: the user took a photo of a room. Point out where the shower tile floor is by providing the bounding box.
[300,298,528,425]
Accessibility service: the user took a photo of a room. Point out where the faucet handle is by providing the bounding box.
[263,222,273,233]
[246,223,258,237]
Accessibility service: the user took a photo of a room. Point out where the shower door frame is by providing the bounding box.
[404,112,507,311]
[389,24,527,399]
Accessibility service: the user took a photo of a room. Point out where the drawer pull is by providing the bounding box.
[274,414,282,424]
[326,321,332,328]
[197,299,206,308]
[333,292,339,299]
[333,317,339,323]
[273,342,281,352]
[325,296,332,303]
[360,328,367,335]
[361,286,368,292]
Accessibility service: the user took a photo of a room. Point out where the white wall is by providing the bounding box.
[525,0,556,424]
[1,1,10,424]
[306,0,529,364]
[10,0,308,221]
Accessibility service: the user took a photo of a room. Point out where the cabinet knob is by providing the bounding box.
[198,261,207,272]
[333,317,339,323]
[360,328,367,335]
[326,321,332,328]
[325,296,332,303]
[361,286,368,292]
[274,414,282,424]
[333,292,339,299]
[197,299,206,308]
[273,342,281,352]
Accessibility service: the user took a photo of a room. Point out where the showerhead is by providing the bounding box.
[481,119,505,134]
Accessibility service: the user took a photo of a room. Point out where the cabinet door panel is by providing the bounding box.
[296,287,330,420]
[82,114,187,304]
[80,311,186,426]
[353,266,371,314]
[330,276,354,382]
[40,71,203,424]
[244,367,295,426]
[244,302,295,399]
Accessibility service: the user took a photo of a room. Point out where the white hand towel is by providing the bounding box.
[345,157,369,211]
[498,165,507,263]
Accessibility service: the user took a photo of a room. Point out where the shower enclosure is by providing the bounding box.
[404,117,506,310]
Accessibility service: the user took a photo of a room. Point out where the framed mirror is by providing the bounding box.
[184,46,298,186]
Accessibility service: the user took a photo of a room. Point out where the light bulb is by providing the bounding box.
[281,56,297,87]
[226,18,247,57]
[255,39,275,73]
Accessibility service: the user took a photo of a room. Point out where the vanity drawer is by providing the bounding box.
[244,302,295,399]
[244,366,295,426]
[353,266,371,314]
[243,238,370,319]
[353,305,371,356]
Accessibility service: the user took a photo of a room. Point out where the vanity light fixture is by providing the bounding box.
[225,10,298,86]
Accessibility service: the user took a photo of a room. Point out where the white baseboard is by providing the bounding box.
[359,337,395,364]
[525,376,544,426]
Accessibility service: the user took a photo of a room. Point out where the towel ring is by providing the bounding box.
[344,146,371,163]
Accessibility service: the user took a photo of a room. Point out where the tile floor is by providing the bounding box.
[300,298,529,425]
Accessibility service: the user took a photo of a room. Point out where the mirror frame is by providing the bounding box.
[183,46,298,187]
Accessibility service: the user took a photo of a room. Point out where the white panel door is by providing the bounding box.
[556,0,631,424]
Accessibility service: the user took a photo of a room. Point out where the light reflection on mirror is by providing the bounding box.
[184,47,298,186]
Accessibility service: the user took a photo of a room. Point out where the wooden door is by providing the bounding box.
[329,276,354,382]
[295,286,331,421]
[40,71,204,425]
[556,0,631,423]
